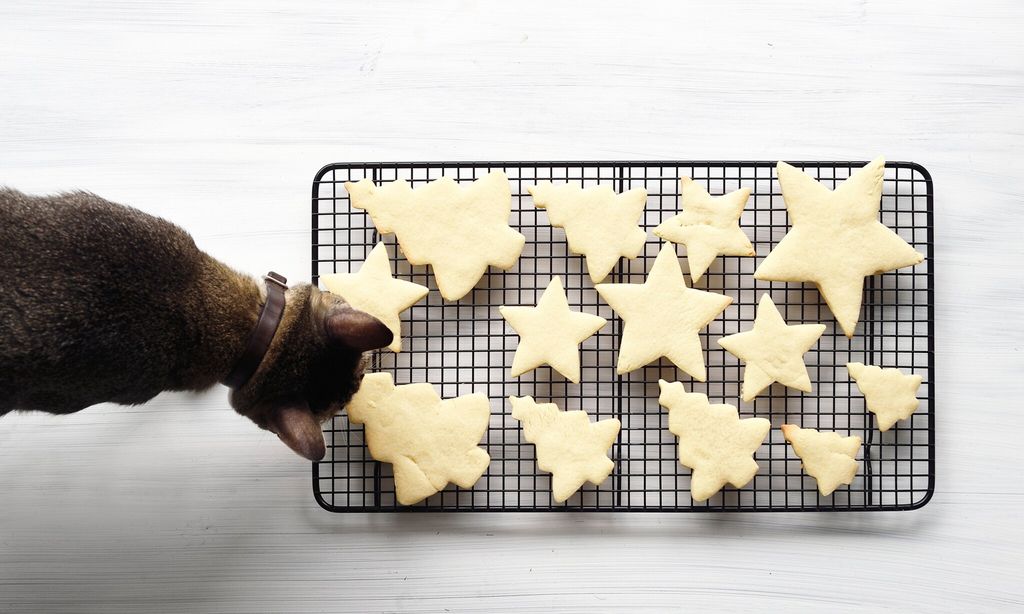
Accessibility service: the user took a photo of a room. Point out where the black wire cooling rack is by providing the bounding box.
[311,161,934,513]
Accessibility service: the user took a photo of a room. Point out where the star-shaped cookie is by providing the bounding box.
[595,243,732,379]
[754,158,924,337]
[658,380,771,502]
[847,362,923,432]
[528,181,647,283]
[654,177,755,283]
[499,277,607,383]
[717,294,826,401]
[510,396,620,503]
[347,373,491,506]
[345,172,526,301]
[781,424,861,496]
[320,242,429,353]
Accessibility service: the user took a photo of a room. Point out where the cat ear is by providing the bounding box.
[269,402,326,461]
[325,306,393,352]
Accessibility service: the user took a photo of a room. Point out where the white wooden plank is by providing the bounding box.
[2,0,1023,611]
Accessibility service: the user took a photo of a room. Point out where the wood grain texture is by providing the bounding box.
[1,0,1022,611]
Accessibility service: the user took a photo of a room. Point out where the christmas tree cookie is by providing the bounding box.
[847,362,923,432]
[781,424,861,496]
[346,373,491,505]
[658,380,771,502]
[528,181,647,283]
[510,396,620,503]
[345,172,525,301]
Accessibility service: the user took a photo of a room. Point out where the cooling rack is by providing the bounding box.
[311,161,934,512]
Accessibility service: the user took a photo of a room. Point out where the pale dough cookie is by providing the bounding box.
[345,172,526,301]
[653,177,755,283]
[753,158,925,337]
[346,372,491,505]
[528,181,647,283]
[596,243,732,380]
[658,380,770,502]
[320,242,429,353]
[781,424,861,496]
[847,362,923,432]
[509,396,620,503]
[499,277,606,383]
[717,294,826,401]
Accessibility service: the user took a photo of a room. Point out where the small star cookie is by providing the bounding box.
[596,243,732,379]
[346,373,491,505]
[654,177,755,283]
[717,294,826,401]
[509,396,620,503]
[754,158,925,337]
[499,277,607,383]
[345,172,526,301]
[320,242,429,353]
[781,424,861,496]
[658,380,770,502]
[847,362,923,432]
[528,181,647,283]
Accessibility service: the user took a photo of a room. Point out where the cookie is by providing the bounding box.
[499,277,607,384]
[596,243,732,379]
[528,181,647,283]
[657,380,770,502]
[509,396,620,503]
[346,372,491,505]
[345,172,526,301]
[847,362,923,432]
[320,242,429,353]
[753,158,925,337]
[653,177,755,282]
[781,424,861,496]
[717,294,826,401]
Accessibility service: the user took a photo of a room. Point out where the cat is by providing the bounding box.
[0,188,392,460]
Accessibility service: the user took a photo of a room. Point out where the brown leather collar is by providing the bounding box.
[223,272,288,390]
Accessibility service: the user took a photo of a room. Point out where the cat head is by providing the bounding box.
[228,284,391,461]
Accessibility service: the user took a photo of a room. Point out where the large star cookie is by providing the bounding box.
[717,294,826,401]
[658,380,770,502]
[781,424,861,496]
[509,396,620,503]
[754,158,925,337]
[320,242,429,353]
[595,243,732,379]
[528,181,647,283]
[345,172,526,301]
[346,372,491,505]
[499,277,607,384]
[847,362,923,432]
[653,177,755,282]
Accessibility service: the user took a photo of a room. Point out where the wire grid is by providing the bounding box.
[311,161,934,513]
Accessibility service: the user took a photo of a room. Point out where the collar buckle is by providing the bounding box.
[264,271,288,288]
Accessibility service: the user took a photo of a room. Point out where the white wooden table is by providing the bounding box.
[2,1,1022,611]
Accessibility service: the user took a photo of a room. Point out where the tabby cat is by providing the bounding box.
[0,188,391,460]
